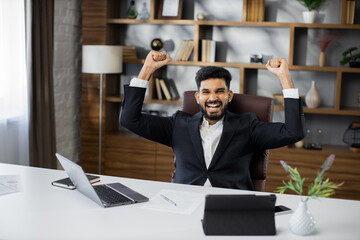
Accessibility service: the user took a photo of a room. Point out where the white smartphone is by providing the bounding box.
[275,205,293,215]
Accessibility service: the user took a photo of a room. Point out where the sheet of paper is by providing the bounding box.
[142,189,204,214]
[0,175,21,196]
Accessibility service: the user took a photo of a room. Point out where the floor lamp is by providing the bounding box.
[82,45,122,174]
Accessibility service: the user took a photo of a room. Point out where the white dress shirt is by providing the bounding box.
[129,77,299,187]
[200,118,224,187]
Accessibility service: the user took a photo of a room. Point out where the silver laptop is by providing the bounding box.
[56,153,149,208]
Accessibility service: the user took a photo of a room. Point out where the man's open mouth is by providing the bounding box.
[206,101,222,113]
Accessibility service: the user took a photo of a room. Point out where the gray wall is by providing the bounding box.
[53,0,82,165]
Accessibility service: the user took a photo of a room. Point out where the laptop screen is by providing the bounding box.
[56,153,103,206]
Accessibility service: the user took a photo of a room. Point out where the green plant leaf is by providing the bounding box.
[277,155,342,199]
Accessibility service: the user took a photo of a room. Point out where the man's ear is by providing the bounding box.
[228,90,234,102]
[195,91,200,104]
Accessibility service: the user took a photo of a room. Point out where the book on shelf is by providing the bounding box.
[245,0,264,22]
[174,41,186,61]
[174,40,194,61]
[155,78,180,100]
[345,0,355,24]
[122,46,138,61]
[182,40,194,61]
[165,78,180,100]
[201,39,207,62]
[201,39,216,62]
[155,78,163,100]
[159,79,172,100]
[209,40,216,63]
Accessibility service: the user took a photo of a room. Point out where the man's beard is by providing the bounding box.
[199,100,228,121]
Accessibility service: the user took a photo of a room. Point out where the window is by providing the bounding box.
[0,0,29,165]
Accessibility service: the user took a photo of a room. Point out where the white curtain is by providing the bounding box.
[0,0,30,165]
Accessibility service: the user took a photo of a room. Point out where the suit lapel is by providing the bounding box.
[209,111,239,169]
[187,112,206,168]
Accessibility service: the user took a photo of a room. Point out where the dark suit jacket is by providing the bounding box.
[120,85,305,190]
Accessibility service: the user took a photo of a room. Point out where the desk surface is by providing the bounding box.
[1,163,360,240]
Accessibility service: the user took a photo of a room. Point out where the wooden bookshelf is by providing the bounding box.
[82,0,360,199]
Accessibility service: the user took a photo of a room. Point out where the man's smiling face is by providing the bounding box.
[195,78,233,125]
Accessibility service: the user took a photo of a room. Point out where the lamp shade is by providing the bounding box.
[82,45,122,74]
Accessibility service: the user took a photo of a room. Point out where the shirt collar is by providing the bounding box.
[201,117,224,128]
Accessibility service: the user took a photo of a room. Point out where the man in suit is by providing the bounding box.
[120,51,304,190]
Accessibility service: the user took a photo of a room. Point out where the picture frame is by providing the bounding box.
[158,0,183,19]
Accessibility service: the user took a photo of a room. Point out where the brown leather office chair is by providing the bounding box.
[174,91,274,192]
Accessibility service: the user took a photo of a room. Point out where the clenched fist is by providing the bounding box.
[266,58,294,89]
[138,51,171,81]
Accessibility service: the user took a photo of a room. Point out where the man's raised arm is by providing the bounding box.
[137,51,171,81]
[266,58,298,99]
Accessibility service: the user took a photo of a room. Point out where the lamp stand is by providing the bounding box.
[98,73,104,174]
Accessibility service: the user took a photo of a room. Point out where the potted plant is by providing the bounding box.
[296,0,324,23]
[340,47,360,68]
[277,154,343,235]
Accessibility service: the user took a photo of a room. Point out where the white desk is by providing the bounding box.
[1,163,360,240]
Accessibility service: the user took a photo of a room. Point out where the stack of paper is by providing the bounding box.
[0,175,20,196]
[142,189,204,214]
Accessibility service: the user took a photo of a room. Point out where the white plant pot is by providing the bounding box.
[289,199,316,235]
[302,11,316,24]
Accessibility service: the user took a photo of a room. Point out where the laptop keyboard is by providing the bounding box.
[93,185,133,205]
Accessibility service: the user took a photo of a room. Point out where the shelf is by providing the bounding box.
[124,59,265,68]
[106,96,122,103]
[123,59,144,64]
[304,107,360,116]
[283,144,360,157]
[144,99,181,105]
[290,65,360,73]
[169,61,246,68]
[108,18,360,30]
[292,23,360,29]
[123,59,360,73]
[106,96,181,106]
[274,106,360,116]
[107,18,196,25]
[197,20,291,27]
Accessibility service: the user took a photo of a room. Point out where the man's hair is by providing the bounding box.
[195,66,232,90]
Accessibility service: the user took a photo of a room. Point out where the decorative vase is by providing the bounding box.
[288,199,316,236]
[302,11,316,24]
[319,51,326,67]
[127,0,138,19]
[139,2,150,20]
[305,80,321,108]
[196,12,206,20]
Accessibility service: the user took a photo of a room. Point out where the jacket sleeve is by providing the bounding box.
[250,98,305,149]
[119,85,175,147]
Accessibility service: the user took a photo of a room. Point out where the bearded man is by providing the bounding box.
[120,51,304,190]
